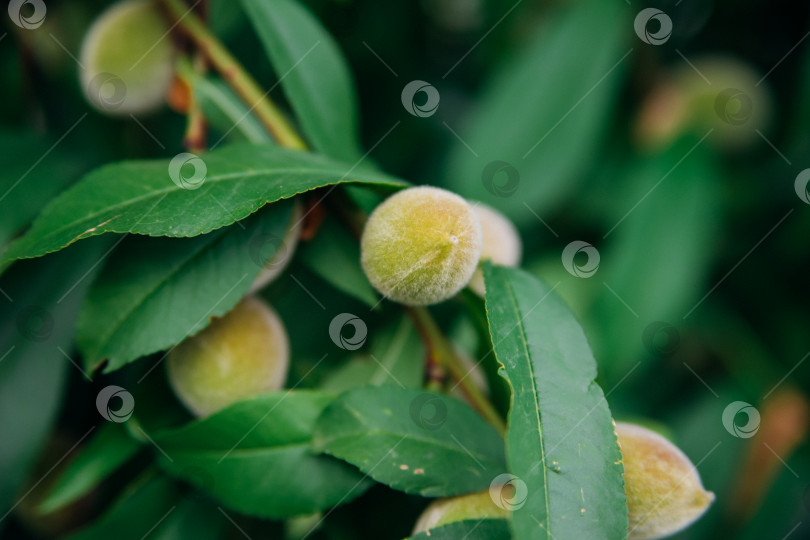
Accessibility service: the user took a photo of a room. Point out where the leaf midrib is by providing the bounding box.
[500,271,552,536]
[33,166,393,247]
[163,440,310,457]
[319,428,500,465]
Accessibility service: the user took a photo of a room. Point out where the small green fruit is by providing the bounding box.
[635,56,772,151]
[361,186,482,306]
[167,296,290,416]
[468,202,522,296]
[249,201,303,293]
[79,0,175,115]
[412,491,507,534]
[285,512,323,539]
[617,422,714,540]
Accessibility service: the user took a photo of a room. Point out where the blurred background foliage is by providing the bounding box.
[1,0,809,538]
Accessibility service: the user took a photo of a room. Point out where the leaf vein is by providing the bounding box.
[500,270,552,536]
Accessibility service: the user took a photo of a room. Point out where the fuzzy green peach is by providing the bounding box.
[468,202,522,296]
[249,200,303,293]
[167,296,290,416]
[412,491,507,534]
[617,422,714,540]
[635,56,772,151]
[360,186,482,306]
[79,0,175,115]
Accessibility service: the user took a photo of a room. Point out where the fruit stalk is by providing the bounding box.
[160,0,307,149]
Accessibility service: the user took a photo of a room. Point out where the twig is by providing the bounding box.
[160,0,307,149]
[181,1,209,153]
[181,56,208,153]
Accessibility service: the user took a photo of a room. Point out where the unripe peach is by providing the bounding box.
[635,56,772,151]
[248,201,303,293]
[167,296,290,416]
[360,186,482,306]
[467,203,522,296]
[412,491,507,534]
[79,0,175,115]
[617,422,714,540]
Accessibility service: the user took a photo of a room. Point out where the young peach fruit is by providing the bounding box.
[167,296,290,416]
[360,186,482,306]
[79,0,175,115]
[467,202,522,296]
[249,201,303,293]
[635,56,772,151]
[617,422,714,540]
[412,491,507,534]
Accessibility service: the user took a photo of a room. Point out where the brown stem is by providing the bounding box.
[160,0,306,149]
[406,306,447,389]
[299,196,328,241]
[182,54,208,153]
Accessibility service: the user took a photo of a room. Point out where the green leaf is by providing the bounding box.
[1,143,406,265]
[444,0,630,226]
[76,202,295,373]
[300,215,379,307]
[312,386,506,497]
[39,423,141,514]
[407,519,511,540]
[589,137,721,383]
[0,239,106,518]
[320,314,424,393]
[153,391,371,518]
[240,0,362,162]
[67,472,179,540]
[482,265,627,540]
[192,75,272,144]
